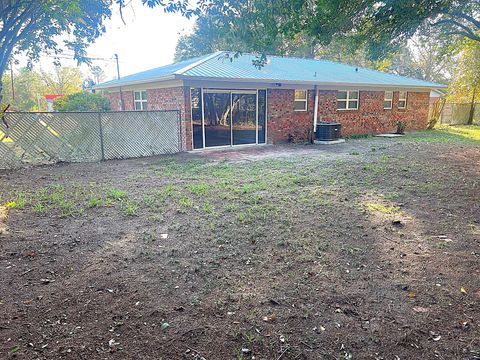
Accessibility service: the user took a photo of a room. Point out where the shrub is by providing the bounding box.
[53,92,111,112]
[395,121,406,134]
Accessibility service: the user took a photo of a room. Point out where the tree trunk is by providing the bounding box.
[467,85,477,125]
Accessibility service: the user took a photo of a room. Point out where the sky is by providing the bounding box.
[14,3,195,83]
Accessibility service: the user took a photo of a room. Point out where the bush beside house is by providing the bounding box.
[53,92,111,112]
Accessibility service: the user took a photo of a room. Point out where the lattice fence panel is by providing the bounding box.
[0,111,182,170]
[101,111,181,160]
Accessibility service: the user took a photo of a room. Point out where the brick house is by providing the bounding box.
[96,51,445,151]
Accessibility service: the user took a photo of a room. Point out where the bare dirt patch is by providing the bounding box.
[0,135,479,359]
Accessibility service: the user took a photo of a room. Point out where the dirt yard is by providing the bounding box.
[1,127,479,360]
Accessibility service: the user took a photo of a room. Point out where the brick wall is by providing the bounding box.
[267,89,316,143]
[104,91,134,111]
[267,89,430,141]
[105,87,430,148]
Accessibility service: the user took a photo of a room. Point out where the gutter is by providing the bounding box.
[178,75,448,90]
[94,74,177,90]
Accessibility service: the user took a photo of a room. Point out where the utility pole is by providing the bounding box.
[114,54,124,111]
[9,61,15,101]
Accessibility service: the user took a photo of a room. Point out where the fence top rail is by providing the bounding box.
[4,110,181,115]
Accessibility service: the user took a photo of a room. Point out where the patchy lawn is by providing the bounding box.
[0,128,479,359]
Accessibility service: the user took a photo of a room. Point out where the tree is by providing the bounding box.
[53,92,111,112]
[389,27,454,83]
[0,0,112,106]
[448,39,480,124]
[41,67,82,96]
[90,66,106,85]
[173,0,479,66]
[1,67,45,111]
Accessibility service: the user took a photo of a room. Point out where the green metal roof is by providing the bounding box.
[96,51,446,89]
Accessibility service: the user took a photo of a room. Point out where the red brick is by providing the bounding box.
[104,87,430,148]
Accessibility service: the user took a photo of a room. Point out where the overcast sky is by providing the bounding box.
[16,4,195,83]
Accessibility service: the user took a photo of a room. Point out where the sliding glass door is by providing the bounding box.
[191,88,266,149]
[203,92,231,147]
[232,92,257,145]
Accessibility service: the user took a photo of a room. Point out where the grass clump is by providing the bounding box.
[366,203,402,215]
[188,183,210,195]
[107,188,128,200]
[87,193,103,208]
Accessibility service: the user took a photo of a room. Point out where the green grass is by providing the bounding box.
[121,200,138,216]
[365,203,402,215]
[87,193,103,208]
[405,125,480,142]
[188,183,210,195]
[107,188,128,200]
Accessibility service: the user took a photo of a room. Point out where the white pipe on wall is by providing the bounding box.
[313,86,319,132]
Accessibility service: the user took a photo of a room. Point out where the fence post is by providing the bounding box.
[98,112,105,161]
[177,110,183,152]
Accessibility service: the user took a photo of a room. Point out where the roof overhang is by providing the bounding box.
[178,75,448,91]
[94,74,176,90]
[95,73,447,91]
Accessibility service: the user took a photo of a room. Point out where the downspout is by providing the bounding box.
[313,85,319,132]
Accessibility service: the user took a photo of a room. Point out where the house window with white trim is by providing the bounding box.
[294,90,308,111]
[134,91,148,110]
[337,90,359,110]
[398,91,407,109]
[384,91,393,109]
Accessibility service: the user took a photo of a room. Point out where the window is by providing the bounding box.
[134,91,147,110]
[294,90,307,111]
[398,91,407,109]
[384,91,393,109]
[337,90,359,110]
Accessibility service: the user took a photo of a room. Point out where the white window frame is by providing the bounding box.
[337,90,359,110]
[134,91,148,111]
[294,89,308,111]
[398,91,407,109]
[384,91,393,110]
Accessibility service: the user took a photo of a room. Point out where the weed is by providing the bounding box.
[121,201,138,216]
[188,183,210,195]
[60,201,76,217]
[107,188,128,200]
[366,203,401,215]
[238,212,247,223]
[87,193,103,208]
[203,202,214,214]
[7,192,27,209]
[33,202,46,214]
[349,151,360,155]
[179,196,193,208]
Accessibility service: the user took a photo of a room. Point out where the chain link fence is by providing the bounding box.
[0,110,181,170]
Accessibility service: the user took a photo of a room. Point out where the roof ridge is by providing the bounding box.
[174,51,224,75]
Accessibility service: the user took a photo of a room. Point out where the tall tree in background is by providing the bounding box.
[448,40,480,124]
[0,0,111,106]
[174,0,479,65]
[1,67,83,111]
[41,67,82,96]
[1,68,43,110]
[90,66,106,85]
[389,27,454,83]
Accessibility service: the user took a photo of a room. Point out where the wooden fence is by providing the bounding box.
[435,102,480,125]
